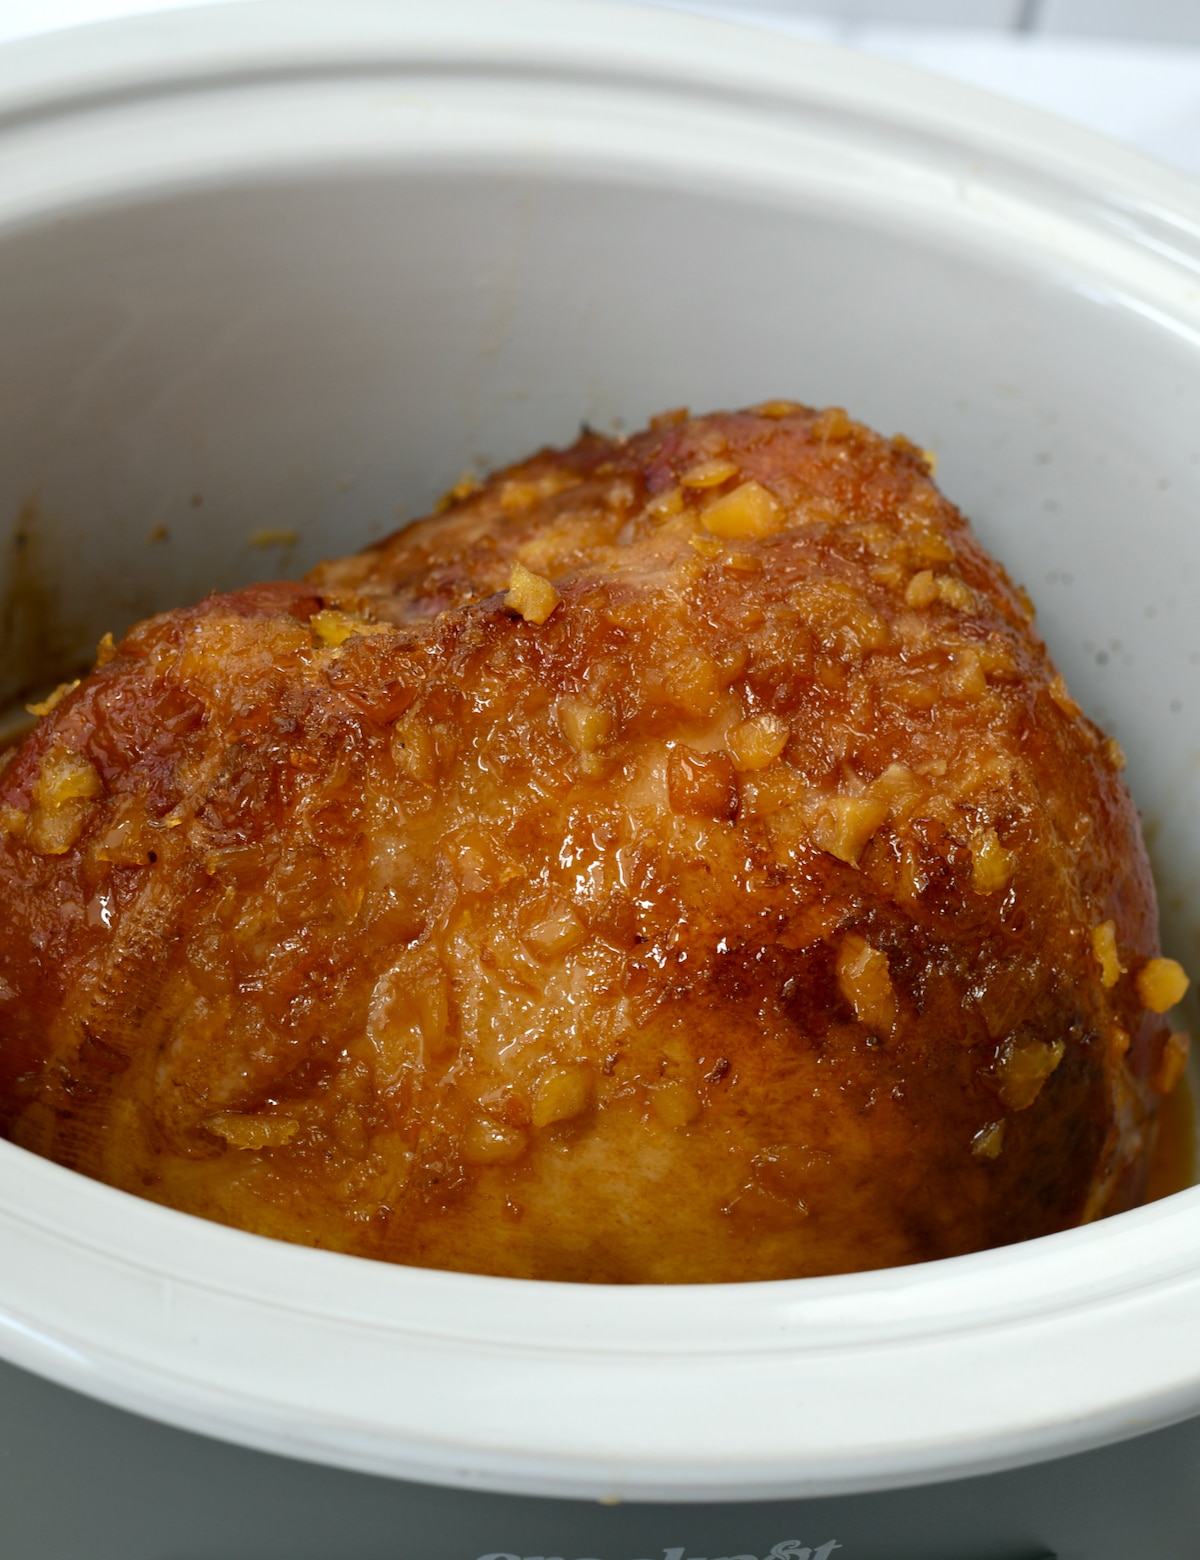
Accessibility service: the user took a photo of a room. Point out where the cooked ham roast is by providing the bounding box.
[0,403,1187,1282]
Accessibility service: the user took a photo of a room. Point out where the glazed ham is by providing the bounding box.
[0,404,1187,1281]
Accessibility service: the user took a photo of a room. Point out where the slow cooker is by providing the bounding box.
[2,3,1200,1556]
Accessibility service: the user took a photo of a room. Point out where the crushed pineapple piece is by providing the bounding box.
[871,763,921,821]
[26,679,79,718]
[47,776,100,829]
[435,469,483,511]
[978,639,1017,679]
[726,713,789,771]
[971,1120,1005,1160]
[793,579,890,655]
[666,652,722,719]
[950,648,987,698]
[970,827,1014,893]
[310,609,388,647]
[204,1112,300,1150]
[1102,736,1126,772]
[904,571,938,609]
[904,570,974,611]
[1137,957,1190,1014]
[680,458,739,489]
[558,698,612,753]
[907,523,955,566]
[995,1034,1065,1110]
[501,479,547,513]
[0,806,26,837]
[1048,674,1082,719]
[26,749,103,856]
[499,471,577,513]
[870,561,907,591]
[813,406,851,440]
[647,486,684,518]
[812,793,889,866]
[95,632,117,667]
[505,562,561,625]
[1092,921,1123,989]
[750,399,802,419]
[532,1064,591,1128]
[894,678,939,709]
[1153,1031,1191,1095]
[651,1080,701,1128]
[701,481,782,540]
[463,1117,528,1165]
[836,935,896,1031]
[937,575,974,611]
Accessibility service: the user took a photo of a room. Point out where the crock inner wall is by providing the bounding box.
[2,166,1199,978]
[1,3,1200,1499]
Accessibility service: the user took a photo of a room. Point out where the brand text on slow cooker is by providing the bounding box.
[477,1542,841,1560]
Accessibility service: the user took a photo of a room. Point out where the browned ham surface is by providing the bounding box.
[0,403,1185,1282]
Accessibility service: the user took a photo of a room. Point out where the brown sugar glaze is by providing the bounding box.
[0,403,1189,1283]
[1146,1074,1195,1202]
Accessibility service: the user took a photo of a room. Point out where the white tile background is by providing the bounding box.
[630,0,1200,178]
[1,0,1200,176]
[632,0,1200,42]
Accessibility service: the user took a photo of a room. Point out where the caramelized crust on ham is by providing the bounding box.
[0,404,1183,1282]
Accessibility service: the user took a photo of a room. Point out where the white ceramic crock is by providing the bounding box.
[2,0,1200,1524]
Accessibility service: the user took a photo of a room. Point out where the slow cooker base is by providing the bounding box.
[0,1357,1189,1560]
